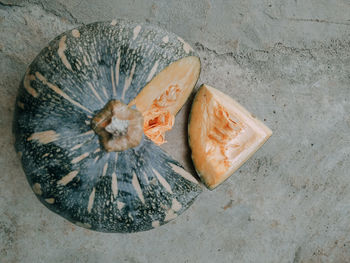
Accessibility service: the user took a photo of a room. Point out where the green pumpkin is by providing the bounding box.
[13,19,202,233]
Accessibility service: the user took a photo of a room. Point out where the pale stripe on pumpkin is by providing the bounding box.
[87,187,96,213]
[35,72,92,114]
[57,170,79,185]
[53,129,94,145]
[162,35,169,43]
[17,101,25,109]
[102,163,108,177]
[87,82,104,105]
[23,70,38,97]
[83,55,89,66]
[71,142,84,151]
[121,62,136,100]
[71,152,89,164]
[114,50,121,93]
[132,172,145,204]
[117,201,125,210]
[146,60,159,82]
[142,171,149,184]
[94,147,101,153]
[133,25,141,40]
[164,209,177,221]
[32,183,42,195]
[58,36,73,71]
[111,153,119,198]
[77,130,94,137]
[111,172,118,198]
[27,130,59,144]
[110,65,116,97]
[152,220,160,228]
[152,168,173,194]
[169,163,198,184]
[45,198,55,204]
[101,85,108,99]
[171,198,182,212]
[71,29,80,38]
[177,36,194,54]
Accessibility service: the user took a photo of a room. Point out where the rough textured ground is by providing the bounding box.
[1,1,350,262]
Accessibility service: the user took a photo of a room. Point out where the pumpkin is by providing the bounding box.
[188,84,272,189]
[13,19,202,233]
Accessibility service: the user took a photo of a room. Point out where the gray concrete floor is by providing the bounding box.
[1,0,350,262]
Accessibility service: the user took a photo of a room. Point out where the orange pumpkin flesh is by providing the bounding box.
[129,56,200,144]
[188,84,272,189]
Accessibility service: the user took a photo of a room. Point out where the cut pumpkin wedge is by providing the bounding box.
[129,56,201,145]
[188,84,272,189]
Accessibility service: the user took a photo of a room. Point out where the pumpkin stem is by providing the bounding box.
[91,100,144,152]
[105,116,129,137]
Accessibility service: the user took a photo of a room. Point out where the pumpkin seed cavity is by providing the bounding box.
[206,100,246,169]
[142,85,180,145]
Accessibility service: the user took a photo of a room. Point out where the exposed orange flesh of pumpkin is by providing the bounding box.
[188,84,272,189]
[129,56,201,145]
[206,102,246,170]
[142,85,180,144]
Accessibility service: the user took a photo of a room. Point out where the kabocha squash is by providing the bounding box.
[13,20,202,233]
[188,84,272,190]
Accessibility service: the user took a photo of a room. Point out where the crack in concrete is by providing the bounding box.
[263,10,350,26]
[273,42,315,59]
[195,42,237,58]
[263,11,278,20]
[286,17,350,26]
[0,0,23,8]
[195,41,315,61]
[34,1,82,25]
[0,0,82,25]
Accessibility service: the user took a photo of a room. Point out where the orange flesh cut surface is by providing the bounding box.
[129,56,201,145]
[188,84,272,189]
[142,85,181,144]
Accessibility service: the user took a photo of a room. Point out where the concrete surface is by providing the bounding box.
[1,0,350,262]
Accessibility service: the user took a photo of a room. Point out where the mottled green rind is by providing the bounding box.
[13,20,202,233]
